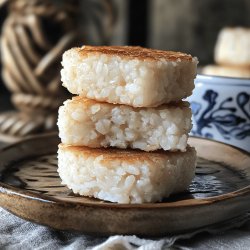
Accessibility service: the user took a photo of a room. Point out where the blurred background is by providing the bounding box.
[94,0,250,65]
[1,0,250,97]
[0,0,249,140]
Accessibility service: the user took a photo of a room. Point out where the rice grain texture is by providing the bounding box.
[57,144,197,204]
[61,46,198,107]
[58,97,192,152]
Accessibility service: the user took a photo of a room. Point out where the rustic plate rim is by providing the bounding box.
[0,133,250,209]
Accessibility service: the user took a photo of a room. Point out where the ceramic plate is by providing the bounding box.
[0,133,249,236]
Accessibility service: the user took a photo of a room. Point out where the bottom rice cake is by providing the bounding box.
[57,144,197,204]
[58,97,192,152]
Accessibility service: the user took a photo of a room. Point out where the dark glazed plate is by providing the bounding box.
[0,133,249,236]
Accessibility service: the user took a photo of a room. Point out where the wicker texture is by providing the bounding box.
[0,0,115,142]
[1,0,79,104]
[0,111,57,142]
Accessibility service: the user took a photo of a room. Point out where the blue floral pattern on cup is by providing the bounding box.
[191,90,250,140]
[188,75,250,152]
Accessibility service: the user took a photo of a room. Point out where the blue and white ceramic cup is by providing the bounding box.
[188,74,250,152]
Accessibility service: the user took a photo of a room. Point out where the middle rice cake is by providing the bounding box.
[58,96,192,152]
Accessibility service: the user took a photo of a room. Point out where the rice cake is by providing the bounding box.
[215,27,250,67]
[58,97,192,152]
[61,46,198,107]
[57,144,197,204]
[202,64,250,78]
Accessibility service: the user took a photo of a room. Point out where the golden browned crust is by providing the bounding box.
[58,143,194,163]
[68,96,189,109]
[74,46,193,62]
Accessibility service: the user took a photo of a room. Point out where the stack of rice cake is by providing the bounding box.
[203,27,250,78]
[57,46,198,204]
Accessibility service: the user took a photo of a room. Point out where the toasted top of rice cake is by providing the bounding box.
[58,143,194,163]
[61,46,198,107]
[72,46,194,62]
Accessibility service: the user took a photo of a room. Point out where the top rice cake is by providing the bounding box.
[61,46,198,107]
